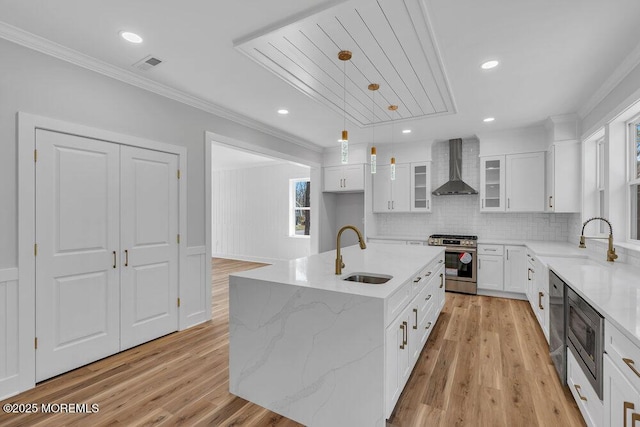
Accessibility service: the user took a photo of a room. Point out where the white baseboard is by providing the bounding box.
[476,289,528,301]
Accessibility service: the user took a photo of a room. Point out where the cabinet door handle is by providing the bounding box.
[124,249,129,267]
[403,321,408,348]
[413,308,418,329]
[392,200,394,210]
[623,358,640,378]
[425,321,432,330]
[624,402,636,427]
[413,276,422,283]
[528,268,532,281]
[485,248,497,252]
[538,292,544,310]
[112,251,117,268]
[425,294,432,301]
[574,384,587,401]
[482,199,485,209]
[549,196,553,208]
[425,271,432,277]
[507,198,510,209]
[388,201,390,210]
[344,177,347,187]
[427,200,430,210]
[479,259,481,269]
[506,249,509,260]
[399,322,405,349]
[439,273,444,288]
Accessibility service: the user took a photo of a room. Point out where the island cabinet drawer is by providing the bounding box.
[568,349,603,427]
[478,244,504,255]
[418,276,437,314]
[605,319,640,393]
[386,281,412,325]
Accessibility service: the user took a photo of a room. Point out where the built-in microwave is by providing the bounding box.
[566,286,604,399]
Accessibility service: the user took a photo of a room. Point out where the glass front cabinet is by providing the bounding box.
[410,162,432,212]
[480,156,505,212]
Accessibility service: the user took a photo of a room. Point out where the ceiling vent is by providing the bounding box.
[133,55,163,71]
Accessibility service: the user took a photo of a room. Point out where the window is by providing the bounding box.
[290,178,310,237]
[630,120,640,241]
[596,137,606,234]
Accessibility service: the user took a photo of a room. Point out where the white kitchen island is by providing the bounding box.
[228,243,445,427]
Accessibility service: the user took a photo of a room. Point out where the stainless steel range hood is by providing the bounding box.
[432,139,478,195]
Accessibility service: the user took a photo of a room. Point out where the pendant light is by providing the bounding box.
[368,83,379,174]
[388,105,398,180]
[338,50,352,164]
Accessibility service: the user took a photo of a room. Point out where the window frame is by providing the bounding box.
[628,116,640,243]
[289,178,311,238]
[595,137,606,234]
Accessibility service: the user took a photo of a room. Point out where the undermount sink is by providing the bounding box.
[343,273,393,284]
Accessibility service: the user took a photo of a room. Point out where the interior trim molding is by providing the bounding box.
[0,267,18,283]
[0,21,322,154]
[578,39,640,119]
[187,246,207,256]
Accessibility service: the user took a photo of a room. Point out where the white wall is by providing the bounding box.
[212,163,311,262]
[0,38,322,269]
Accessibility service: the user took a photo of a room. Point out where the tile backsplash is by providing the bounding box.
[375,139,575,242]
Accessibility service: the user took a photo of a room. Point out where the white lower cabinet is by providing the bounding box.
[504,245,526,293]
[568,349,604,427]
[605,354,640,427]
[604,319,640,427]
[477,244,526,294]
[478,253,504,290]
[385,254,444,418]
[525,251,549,342]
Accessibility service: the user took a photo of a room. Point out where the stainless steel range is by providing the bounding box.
[428,234,477,294]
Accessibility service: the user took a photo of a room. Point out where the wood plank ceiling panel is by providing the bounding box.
[235,0,456,127]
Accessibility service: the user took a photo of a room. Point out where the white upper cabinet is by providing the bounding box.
[373,163,410,212]
[506,152,545,212]
[323,164,364,192]
[480,156,506,211]
[410,162,432,212]
[481,152,545,212]
[545,141,581,212]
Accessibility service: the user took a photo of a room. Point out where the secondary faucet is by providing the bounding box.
[579,216,618,262]
[335,225,367,275]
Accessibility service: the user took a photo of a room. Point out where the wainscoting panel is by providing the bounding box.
[182,246,209,329]
[0,268,19,400]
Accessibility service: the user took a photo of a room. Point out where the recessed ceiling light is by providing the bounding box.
[277,109,289,115]
[120,31,143,44]
[402,129,411,134]
[483,117,495,122]
[481,60,499,70]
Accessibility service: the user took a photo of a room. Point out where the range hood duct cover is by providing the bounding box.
[432,139,478,195]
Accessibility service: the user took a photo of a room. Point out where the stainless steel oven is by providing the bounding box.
[428,235,477,295]
[567,286,604,399]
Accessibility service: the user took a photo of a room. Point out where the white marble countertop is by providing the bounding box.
[231,243,444,300]
[544,256,640,348]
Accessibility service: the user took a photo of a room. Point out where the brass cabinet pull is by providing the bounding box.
[549,196,553,208]
[112,251,117,269]
[632,412,639,426]
[125,249,129,267]
[388,201,390,210]
[425,321,432,330]
[425,271,432,277]
[413,308,418,330]
[425,294,432,301]
[624,401,635,427]
[403,321,408,348]
[413,277,421,283]
[623,358,640,378]
[344,178,346,187]
[574,384,587,401]
[538,292,544,310]
[438,259,444,264]
[399,323,405,349]
[528,268,532,280]
[439,273,444,288]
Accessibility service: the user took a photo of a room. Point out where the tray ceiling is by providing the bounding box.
[235,0,455,128]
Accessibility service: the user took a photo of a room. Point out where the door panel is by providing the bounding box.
[35,130,120,382]
[120,146,178,350]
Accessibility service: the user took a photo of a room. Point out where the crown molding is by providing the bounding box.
[0,21,322,153]
[578,39,640,119]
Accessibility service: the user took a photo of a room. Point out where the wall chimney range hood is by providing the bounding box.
[432,139,478,196]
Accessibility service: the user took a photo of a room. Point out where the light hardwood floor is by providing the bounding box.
[0,258,585,426]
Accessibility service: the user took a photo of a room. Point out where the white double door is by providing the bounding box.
[35,130,179,382]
